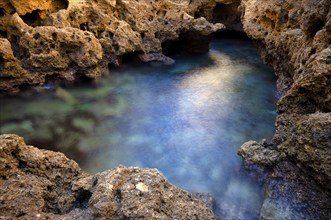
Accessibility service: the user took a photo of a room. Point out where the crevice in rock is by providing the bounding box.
[16,211,26,217]
[0,8,5,17]
[306,18,325,39]
[21,10,42,27]
[0,53,4,69]
[213,30,250,40]
[162,31,212,56]
[114,189,130,219]
[53,0,69,11]
[194,7,205,19]
[80,22,89,31]
[18,160,27,169]
[0,30,8,38]
[212,2,243,32]
[18,83,34,93]
[121,52,142,64]
[9,35,29,61]
[74,72,95,84]
[71,190,92,209]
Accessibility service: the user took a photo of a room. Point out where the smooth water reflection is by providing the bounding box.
[0,39,277,219]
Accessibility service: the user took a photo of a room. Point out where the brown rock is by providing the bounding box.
[0,0,224,93]
[238,0,331,218]
[260,161,331,220]
[0,38,28,93]
[0,134,85,218]
[238,140,286,167]
[0,134,216,219]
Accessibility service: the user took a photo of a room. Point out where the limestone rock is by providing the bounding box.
[274,113,331,190]
[238,140,286,167]
[0,134,216,219]
[0,0,224,93]
[1,13,104,92]
[238,0,331,218]
[0,38,28,93]
[0,0,69,26]
[0,134,85,218]
[260,161,331,220]
[241,0,331,104]
[77,167,216,219]
[239,0,331,188]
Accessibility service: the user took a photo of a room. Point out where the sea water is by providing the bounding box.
[0,39,277,219]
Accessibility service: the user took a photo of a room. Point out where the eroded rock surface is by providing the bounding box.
[0,0,224,93]
[0,134,216,219]
[1,0,331,219]
[238,0,331,218]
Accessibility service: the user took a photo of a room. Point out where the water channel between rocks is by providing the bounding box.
[0,38,277,219]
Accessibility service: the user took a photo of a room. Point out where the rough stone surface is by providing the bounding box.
[238,0,331,218]
[260,161,331,220]
[1,0,331,219]
[0,134,216,219]
[0,0,224,93]
[0,134,85,219]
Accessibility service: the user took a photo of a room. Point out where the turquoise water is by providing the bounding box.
[0,39,277,219]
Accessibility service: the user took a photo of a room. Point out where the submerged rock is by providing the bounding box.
[0,134,216,219]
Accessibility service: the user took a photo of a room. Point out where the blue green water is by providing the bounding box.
[0,39,277,219]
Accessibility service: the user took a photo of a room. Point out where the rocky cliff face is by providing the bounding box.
[0,134,216,219]
[0,0,223,93]
[238,0,331,218]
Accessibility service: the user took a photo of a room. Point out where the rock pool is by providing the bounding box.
[0,38,277,219]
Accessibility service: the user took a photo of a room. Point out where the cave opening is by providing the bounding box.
[0,8,5,17]
[0,30,7,38]
[162,31,212,56]
[9,35,29,61]
[53,0,69,10]
[0,53,4,68]
[20,10,42,27]
[307,18,325,38]
[194,7,205,19]
[121,52,142,64]
[212,2,243,32]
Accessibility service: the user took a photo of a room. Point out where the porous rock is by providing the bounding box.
[0,134,216,219]
[0,0,224,93]
[238,0,331,218]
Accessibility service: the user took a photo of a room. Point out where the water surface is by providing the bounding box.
[0,39,277,219]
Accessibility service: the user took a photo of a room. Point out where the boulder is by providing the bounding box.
[0,134,216,219]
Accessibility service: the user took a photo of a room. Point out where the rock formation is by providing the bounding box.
[238,0,331,218]
[0,0,224,93]
[0,134,216,219]
[0,0,331,219]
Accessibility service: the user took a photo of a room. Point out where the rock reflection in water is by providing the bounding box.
[0,39,277,219]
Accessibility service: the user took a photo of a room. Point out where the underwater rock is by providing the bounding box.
[0,0,224,93]
[0,134,216,219]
